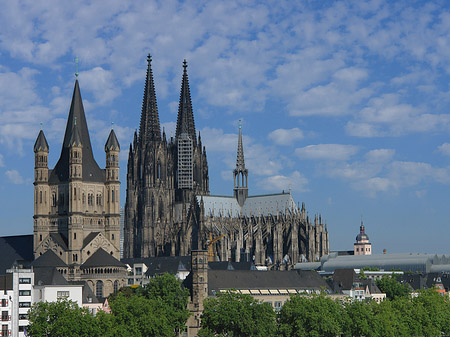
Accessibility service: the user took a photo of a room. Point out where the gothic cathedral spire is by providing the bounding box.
[139,54,161,144]
[176,59,197,146]
[234,121,248,207]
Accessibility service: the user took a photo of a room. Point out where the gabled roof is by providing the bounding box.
[332,269,358,290]
[50,79,105,183]
[199,192,297,218]
[81,248,125,269]
[175,60,196,145]
[34,130,49,152]
[32,250,67,268]
[105,129,120,151]
[207,270,330,296]
[49,233,68,250]
[82,232,100,249]
[0,235,33,275]
[34,267,68,286]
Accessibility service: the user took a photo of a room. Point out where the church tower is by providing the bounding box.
[124,57,209,259]
[233,121,248,207]
[33,78,121,267]
[354,218,372,255]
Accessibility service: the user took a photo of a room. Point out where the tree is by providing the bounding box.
[141,273,190,334]
[343,300,379,337]
[278,294,345,337]
[27,299,100,337]
[198,291,277,337]
[100,273,190,337]
[376,275,409,300]
[98,292,174,337]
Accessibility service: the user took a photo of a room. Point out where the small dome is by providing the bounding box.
[356,233,369,241]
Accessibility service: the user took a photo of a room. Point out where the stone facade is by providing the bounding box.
[124,56,329,268]
[33,79,126,297]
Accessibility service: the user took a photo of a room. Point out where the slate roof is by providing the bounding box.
[49,79,105,184]
[82,232,100,249]
[34,267,68,286]
[208,261,255,271]
[49,233,68,250]
[81,248,125,269]
[332,269,358,290]
[199,192,296,218]
[31,250,67,268]
[105,129,120,151]
[207,270,330,296]
[121,256,191,276]
[0,235,34,275]
[34,130,49,152]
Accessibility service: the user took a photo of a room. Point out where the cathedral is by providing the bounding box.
[33,78,126,297]
[124,55,329,268]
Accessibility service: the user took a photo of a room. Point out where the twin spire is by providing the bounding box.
[138,56,197,147]
[139,54,161,144]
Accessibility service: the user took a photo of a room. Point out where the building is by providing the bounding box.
[183,250,333,337]
[331,269,385,303]
[124,55,329,268]
[295,251,450,274]
[354,218,371,255]
[32,77,126,298]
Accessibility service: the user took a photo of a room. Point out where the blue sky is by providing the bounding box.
[1,0,450,254]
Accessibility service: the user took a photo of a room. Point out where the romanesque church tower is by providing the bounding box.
[124,56,209,259]
[33,79,125,296]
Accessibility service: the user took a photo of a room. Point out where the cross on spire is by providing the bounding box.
[75,57,79,78]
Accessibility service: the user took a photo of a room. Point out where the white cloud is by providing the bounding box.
[259,171,308,193]
[78,68,120,106]
[438,143,450,156]
[5,170,24,184]
[346,93,450,137]
[295,144,359,161]
[0,154,3,167]
[268,128,304,146]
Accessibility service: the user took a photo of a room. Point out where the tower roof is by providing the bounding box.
[356,219,369,241]
[105,129,120,151]
[139,54,161,144]
[34,130,49,152]
[175,60,196,145]
[69,121,82,147]
[50,79,104,183]
[235,121,246,171]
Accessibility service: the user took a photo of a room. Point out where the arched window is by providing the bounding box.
[114,280,119,293]
[96,281,103,298]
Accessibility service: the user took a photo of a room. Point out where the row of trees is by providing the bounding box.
[26,273,450,337]
[200,289,450,337]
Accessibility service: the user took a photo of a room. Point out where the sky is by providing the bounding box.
[0,0,450,254]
